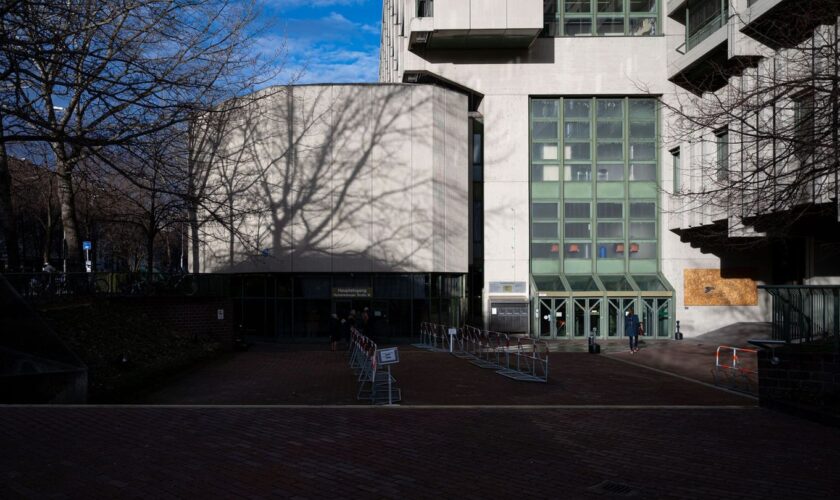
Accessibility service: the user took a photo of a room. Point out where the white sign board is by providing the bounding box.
[376,347,399,365]
[217,308,225,320]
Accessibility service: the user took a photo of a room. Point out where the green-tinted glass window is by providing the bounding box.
[530,97,659,276]
[546,0,659,37]
[670,148,680,191]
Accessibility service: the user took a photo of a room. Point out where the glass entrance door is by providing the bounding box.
[538,298,568,338]
[573,297,602,338]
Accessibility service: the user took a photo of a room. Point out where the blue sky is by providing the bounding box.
[258,0,382,84]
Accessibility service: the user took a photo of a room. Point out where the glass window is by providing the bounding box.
[630,222,656,238]
[716,128,729,181]
[533,121,558,140]
[597,142,624,160]
[597,222,623,238]
[597,0,623,12]
[596,243,624,258]
[532,242,561,258]
[566,275,600,291]
[599,275,634,290]
[629,242,656,259]
[565,143,591,161]
[533,99,560,118]
[597,121,623,138]
[565,18,593,35]
[565,121,591,139]
[532,165,561,182]
[629,100,656,120]
[597,99,623,118]
[565,164,592,181]
[630,143,656,161]
[596,16,624,35]
[565,222,591,238]
[596,164,624,181]
[565,0,592,12]
[533,143,559,161]
[533,202,558,219]
[630,121,655,138]
[551,1,659,37]
[632,275,667,291]
[794,93,815,161]
[629,163,656,181]
[565,99,591,117]
[630,0,657,12]
[565,202,591,218]
[670,148,680,191]
[597,202,623,218]
[630,201,656,219]
[533,222,559,238]
[534,275,567,291]
[565,242,592,259]
[629,17,656,36]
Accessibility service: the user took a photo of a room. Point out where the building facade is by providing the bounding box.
[196,84,471,338]
[195,1,840,340]
[380,0,840,339]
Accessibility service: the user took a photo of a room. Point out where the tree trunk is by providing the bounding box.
[0,135,21,270]
[189,206,200,273]
[146,229,156,280]
[55,157,83,271]
[228,197,234,268]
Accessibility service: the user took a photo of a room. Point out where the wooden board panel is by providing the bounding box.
[684,268,758,306]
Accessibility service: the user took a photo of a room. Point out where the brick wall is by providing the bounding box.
[110,297,236,349]
[758,347,840,425]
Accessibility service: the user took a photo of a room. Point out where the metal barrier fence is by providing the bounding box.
[348,327,400,404]
[761,285,840,352]
[711,345,758,394]
[414,322,549,383]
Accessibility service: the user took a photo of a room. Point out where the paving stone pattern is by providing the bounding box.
[1,406,839,499]
[139,347,751,406]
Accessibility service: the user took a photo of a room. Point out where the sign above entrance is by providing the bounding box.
[489,281,526,294]
[332,287,373,298]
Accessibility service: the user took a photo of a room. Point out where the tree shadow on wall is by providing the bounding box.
[198,84,470,274]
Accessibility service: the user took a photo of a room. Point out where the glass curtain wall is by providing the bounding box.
[542,0,659,37]
[530,96,671,339]
[531,97,659,276]
[232,273,466,340]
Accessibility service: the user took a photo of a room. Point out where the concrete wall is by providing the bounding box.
[198,84,469,274]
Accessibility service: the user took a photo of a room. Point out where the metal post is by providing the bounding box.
[387,365,392,405]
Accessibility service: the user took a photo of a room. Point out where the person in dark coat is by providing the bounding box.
[625,307,641,353]
[345,310,356,342]
[329,313,342,351]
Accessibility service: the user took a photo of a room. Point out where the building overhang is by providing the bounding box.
[741,0,839,50]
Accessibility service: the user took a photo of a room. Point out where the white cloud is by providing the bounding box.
[252,13,380,86]
[265,0,368,8]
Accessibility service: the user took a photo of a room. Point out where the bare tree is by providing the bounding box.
[0,0,272,271]
[663,5,840,237]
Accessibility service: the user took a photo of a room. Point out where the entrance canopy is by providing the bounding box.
[531,274,675,339]
[532,274,673,297]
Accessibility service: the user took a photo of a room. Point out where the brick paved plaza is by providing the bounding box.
[2,345,839,499]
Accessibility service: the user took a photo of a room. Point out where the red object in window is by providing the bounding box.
[630,243,640,253]
[568,244,580,253]
[615,243,625,253]
[551,244,559,253]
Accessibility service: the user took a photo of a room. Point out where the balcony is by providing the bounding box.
[667,0,762,94]
[408,0,543,51]
[741,0,839,50]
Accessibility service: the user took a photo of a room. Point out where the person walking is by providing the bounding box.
[345,310,356,342]
[329,313,342,352]
[625,307,641,353]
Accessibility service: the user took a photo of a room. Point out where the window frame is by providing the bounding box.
[542,0,660,37]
